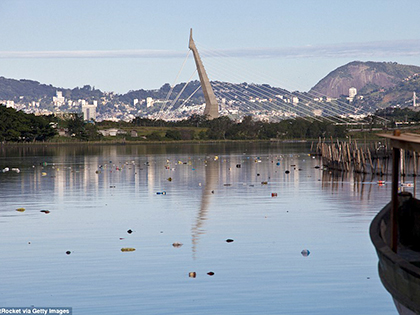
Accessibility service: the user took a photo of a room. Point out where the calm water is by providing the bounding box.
[0,142,399,314]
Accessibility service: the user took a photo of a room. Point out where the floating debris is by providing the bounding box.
[127,229,133,234]
[189,272,196,278]
[66,251,71,255]
[314,166,320,169]
[41,172,47,176]
[11,168,20,173]
[261,181,268,185]
[271,193,278,197]
[16,208,25,212]
[207,271,215,276]
[285,170,290,174]
[167,177,172,182]
[121,248,136,252]
[226,239,234,243]
[2,167,9,172]
[223,184,231,186]
[156,191,167,195]
[236,164,241,168]
[40,210,50,214]
[401,183,413,187]
[301,249,310,257]
[172,242,183,248]
[110,185,116,188]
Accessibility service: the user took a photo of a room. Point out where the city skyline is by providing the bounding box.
[0,0,419,94]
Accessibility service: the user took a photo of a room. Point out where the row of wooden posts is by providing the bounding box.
[312,138,419,176]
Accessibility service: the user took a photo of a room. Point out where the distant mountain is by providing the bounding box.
[352,73,420,109]
[0,76,104,104]
[309,61,420,98]
[0,76,205,106]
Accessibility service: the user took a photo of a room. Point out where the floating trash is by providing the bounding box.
[11,168,20,173]
[41,172,47,176]
[207,271,215,276]
[2,167,9,172]
[16,208,25,212]
[276,162,280,166]
[401,183,414,187]
[236,164,241,168]
[261,181,268,185]
[110,185,116,188]
[40,210,50,214]
[156,191,166,195]
[226,239,234,243]
[121,248,136,252]
[314,166,320,169]
[172,242,183,248]
[301,249,310,257]
[285,170,290,174]
[167,177,172,182]
[189,272,196,278]
[127,229,133,234]
[271,193,278,197]
[66,251,71,255]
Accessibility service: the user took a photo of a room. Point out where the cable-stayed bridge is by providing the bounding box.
[156,30,387,125]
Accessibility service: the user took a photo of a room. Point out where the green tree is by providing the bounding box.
[206,116,234,140]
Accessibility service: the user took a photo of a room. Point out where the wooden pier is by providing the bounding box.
[313,136,420,176]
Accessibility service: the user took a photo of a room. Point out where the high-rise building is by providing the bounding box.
[82,102,97,121]
[53,91,65,107]
[6,100,14,108]
[146,97,154,108]
[349,87,357,99]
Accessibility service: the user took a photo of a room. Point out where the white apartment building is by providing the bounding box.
[53,91,65,107]
[82,101,97,121]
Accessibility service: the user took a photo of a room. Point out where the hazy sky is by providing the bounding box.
[1,0,420,94]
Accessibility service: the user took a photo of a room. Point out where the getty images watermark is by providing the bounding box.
[0,308,72,314]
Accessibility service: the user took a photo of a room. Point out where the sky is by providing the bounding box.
[0,0,420,94]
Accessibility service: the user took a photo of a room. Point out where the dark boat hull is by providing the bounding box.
[370,199,420,314]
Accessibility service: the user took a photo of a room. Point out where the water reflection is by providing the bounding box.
[0,143,398,314]
[191,159,218,257]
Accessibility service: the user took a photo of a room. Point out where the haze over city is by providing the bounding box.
[1,0,420,94]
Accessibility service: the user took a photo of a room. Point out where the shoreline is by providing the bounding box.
[0,139,315,147]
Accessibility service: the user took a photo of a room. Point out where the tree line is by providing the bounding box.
[0,105,56,142]
[12,104,420,143]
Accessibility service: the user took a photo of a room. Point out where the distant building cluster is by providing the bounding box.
[1,74,418,123]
